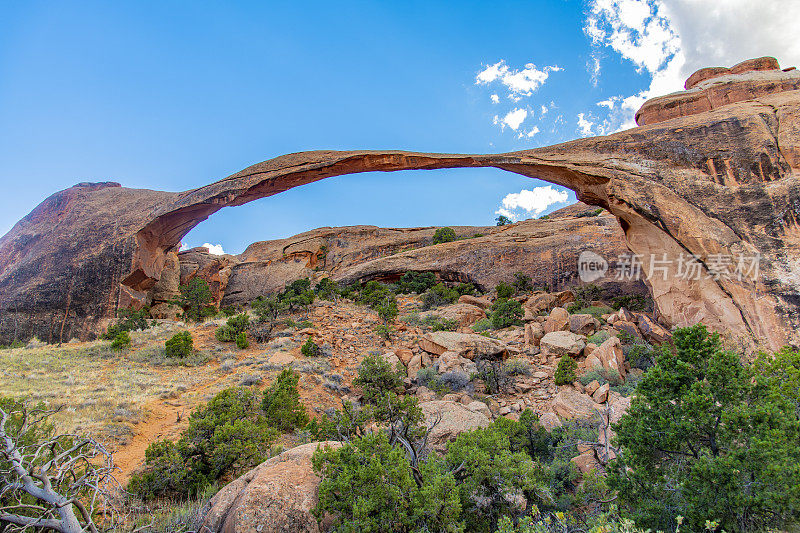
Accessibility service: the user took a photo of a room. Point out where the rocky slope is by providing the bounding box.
[1,57,799,349]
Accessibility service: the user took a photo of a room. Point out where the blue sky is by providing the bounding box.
[1,1,798,254]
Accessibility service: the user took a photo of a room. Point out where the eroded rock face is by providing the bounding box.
[222,208,638,305]
[1,57,799,349]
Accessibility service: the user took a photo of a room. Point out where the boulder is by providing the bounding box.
[540,331,586,357]
[592,382,610,403]
[552,389,599,420]
[395,348,414,366]
[538,411,562,431]
[421,303,486,328]
[569,314,599,336]
[635,313,671,344]
[407,354,423,380]
[458,294,492,309]
[613,320,641,340]
[419,331,506,360]
[436,351,477,375]
[202,441,341,533]
[543,307,570,334]
[381,351,402,371]
[593,337,626,378]
[420,400,491,452]
[584,380,600,395]
[524,322,544,346]
[465,400,492,418]
[571,450,601,474]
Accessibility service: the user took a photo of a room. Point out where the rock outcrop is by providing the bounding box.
[1,57,799,349]
[201,441,340,533]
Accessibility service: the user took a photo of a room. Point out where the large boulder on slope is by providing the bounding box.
[201,441,341,533]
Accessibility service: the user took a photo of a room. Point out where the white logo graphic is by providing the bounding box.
[578,251,608,282]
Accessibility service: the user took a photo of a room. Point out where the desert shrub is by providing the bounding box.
[261,368,308,431]
[177,278,215,321]
[439,371,471,392]
[301,338,321,357]
[313,432,462,532]
[496,215,511,226]
[454,282,479,296]
[312,413,553,533]
[754,346,800,416]
[495,281,515,299]
[512,272,534,294]
[397,271,438,294]
[586,331,611,345]
[610,294,653,312]
[128,387,279,499]
[416,366,442,389]
[376,299,398,322]
[215,313,250,342]
[554,356,577,385]
[618,331,656,370]
[111,330,131,350]
[578,368,623,387]
[432,227,457,244]
[609,324,800,532]
[422,315,459,332]
[567,305,614,320]
[568,284,604,311]
[235,331,249,349]
[165,331,193,358]
[353,353,404,404]
[444,421,552,532]
[504,358,531,376]
[249,295,285,343]
[314,277,340,300]
[489,298,523,329]
[280,278,315,313]
[103,308,151,339]
[373,323,394,340]
[471,318,492,332]
[420,283,459,309]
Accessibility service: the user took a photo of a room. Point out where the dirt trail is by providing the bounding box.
[114,397,186,484]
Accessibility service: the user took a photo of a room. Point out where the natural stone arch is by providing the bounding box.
[1,58,798,349]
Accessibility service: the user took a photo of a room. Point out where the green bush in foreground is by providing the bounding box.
[353,353,404,404]
[165,331,193,358]
[553,356,577,385]
[609,325,800,532]
[128,387,279,499]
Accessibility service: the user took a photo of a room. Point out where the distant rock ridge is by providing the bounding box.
[1,57,799,349]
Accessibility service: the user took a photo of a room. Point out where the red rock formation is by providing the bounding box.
[1,57,798,349]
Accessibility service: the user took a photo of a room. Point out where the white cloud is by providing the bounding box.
[540,105,548,115]
[202,243,226,255]
[582,0,800,133]
[500,108,528,130]
[476,60,562,100]
[577,113,596,136]
[495,186,570,220]
[490,94,500,104]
